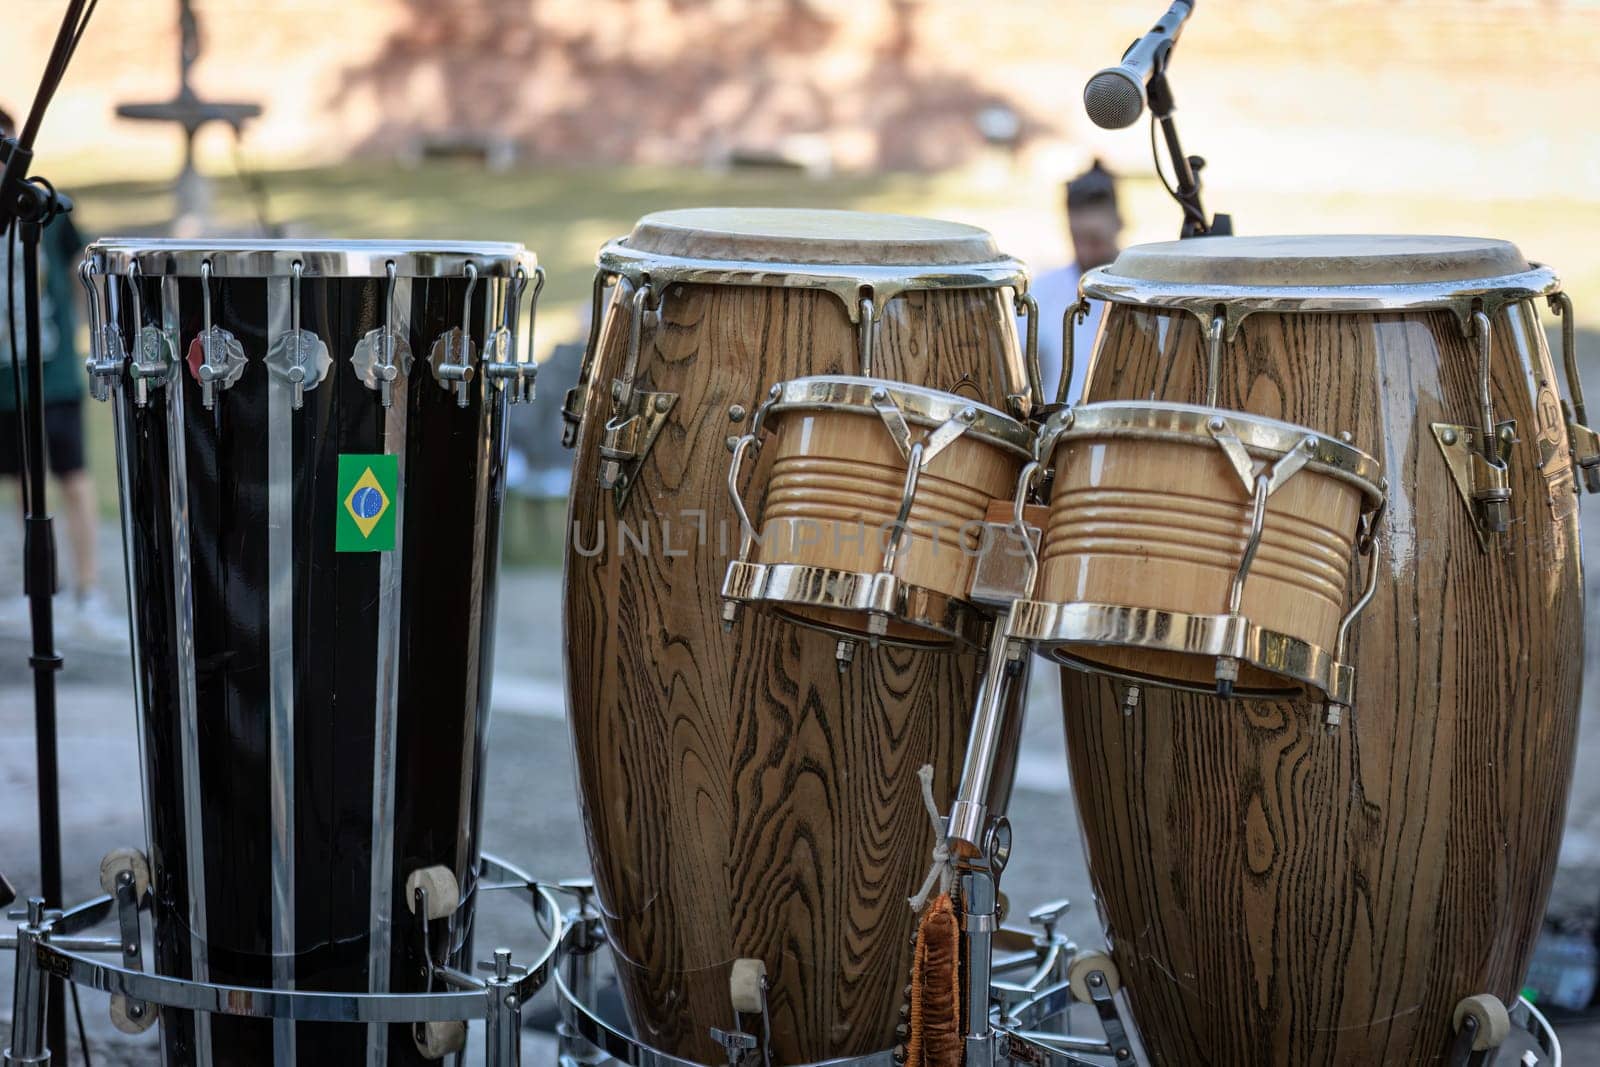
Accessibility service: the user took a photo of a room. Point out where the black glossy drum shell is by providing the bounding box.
[103,265,511,1066]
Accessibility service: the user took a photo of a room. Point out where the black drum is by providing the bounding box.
[79,239,539,1066]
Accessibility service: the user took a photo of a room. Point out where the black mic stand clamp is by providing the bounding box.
[1145,70,1231,239]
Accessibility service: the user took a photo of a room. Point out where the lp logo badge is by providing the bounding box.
[337,454,398,552]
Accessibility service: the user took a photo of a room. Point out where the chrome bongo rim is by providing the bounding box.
[1006,600,1354,703]
[723,560,988,648]
[1082,262,1560,337]
[1039,401,1385,504]
[765,376,1036,457]
[85,238,536,278]
[597,240,1027,317]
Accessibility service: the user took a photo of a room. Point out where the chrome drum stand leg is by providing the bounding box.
[3,899,50,1067]
[555,879,605,1067]
[483,949,524,1067]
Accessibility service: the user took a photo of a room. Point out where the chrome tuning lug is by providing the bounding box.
[77,261,125,403]
[129,327,174,407]
[429,262,479,408]
[194,260,246,411]
[353,260,411,408]
[85,325,127,403]
[266,262,330,412]
[1549,292,1600,493]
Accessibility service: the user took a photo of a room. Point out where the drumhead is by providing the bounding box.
[621,208,1001,266]
[1101,234,1529,288]
[86,238,534,278]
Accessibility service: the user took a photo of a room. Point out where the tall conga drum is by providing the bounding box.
[1051,235,1585,1064]
[562,208,1034,1062]
[80,239,539,1066]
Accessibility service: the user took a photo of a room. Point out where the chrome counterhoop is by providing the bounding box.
[1081,263,1562,341]
[596,241,1028,322]
[86,239,537,279]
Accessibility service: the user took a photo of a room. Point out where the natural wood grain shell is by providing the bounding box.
[1060,300,1582,1065]
[564,273,1027,1063]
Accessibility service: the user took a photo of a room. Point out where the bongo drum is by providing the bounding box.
[1010,401,1385,702]
[80,239,539,1067]
[1052,235,1586,1064]
[721,375,1035,651]
[561,208,1034,1062]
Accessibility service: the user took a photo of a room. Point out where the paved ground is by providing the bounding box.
[0,542,1597,1063]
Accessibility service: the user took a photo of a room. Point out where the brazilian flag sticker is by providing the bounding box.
[336,454,397,552]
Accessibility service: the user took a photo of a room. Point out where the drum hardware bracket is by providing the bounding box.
[562,269,619,449]
[599,389,678,506]
[78,261,125,404]
[196,260,247,410]
[598,282,677,506]
[484,265,545,405]
[351,261,414,407]
[129,327,174,407]
[1431,421,1517,544]
[431,262,481,408]
[1212,436,1318,698]
[264,260,332,411]
[1323,485,1386,731]
[1013,289,1043,414]
[1548,291,1600,493]
[1055,299,1090,407]
[711,959,774,1067]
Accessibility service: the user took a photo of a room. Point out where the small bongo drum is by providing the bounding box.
[1009,400,1385,701]
[721,375,1035,649]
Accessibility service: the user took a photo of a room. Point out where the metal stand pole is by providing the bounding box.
[483,949,522,1067]
[1146,71,1231,238]
[17,217,66,1062]
[960,868,998,1067]
[556,880,604,1067]
[3,899,51,1066]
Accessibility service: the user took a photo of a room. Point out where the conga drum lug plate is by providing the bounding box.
[597,389,678,506]
[1431,420,1519,545]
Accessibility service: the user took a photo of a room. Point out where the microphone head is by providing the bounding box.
[1083,68,1145,130]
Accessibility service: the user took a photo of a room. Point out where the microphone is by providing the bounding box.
[1083,1,1195,130]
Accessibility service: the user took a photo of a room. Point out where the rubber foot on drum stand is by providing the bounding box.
[1448,993,1511,1064]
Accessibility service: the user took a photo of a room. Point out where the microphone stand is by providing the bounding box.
[0,133,74,1065]
[1146,67,1232,238]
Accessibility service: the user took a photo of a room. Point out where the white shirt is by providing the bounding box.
[1026,264,1103,406]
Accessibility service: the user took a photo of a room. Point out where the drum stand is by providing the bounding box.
[2,854,563,1067]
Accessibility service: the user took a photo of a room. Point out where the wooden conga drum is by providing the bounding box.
[1057,235,1585,1064]
[562,208,1034,1062]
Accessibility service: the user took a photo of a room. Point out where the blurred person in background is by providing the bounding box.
[1030,159,1123,406]
[0,105,118,641]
